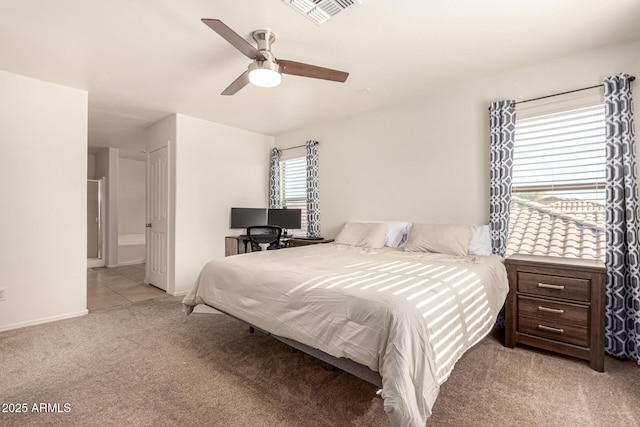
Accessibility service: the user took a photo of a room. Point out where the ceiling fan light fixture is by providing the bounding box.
[248,61,281,88]
[249,68,281,87]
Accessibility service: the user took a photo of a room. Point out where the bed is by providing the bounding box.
[183,222,508,427]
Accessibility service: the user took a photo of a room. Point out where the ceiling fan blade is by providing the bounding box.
[221,70,250,96]
[202,19,265,61]
[278,60,349,83]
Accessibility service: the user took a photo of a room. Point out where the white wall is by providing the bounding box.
[0,70,88,331]
[118,158,145,235]
[88,153,96,179]
[117,157,145,265]
[95,147,119,267]
[173,114,273,295]
[275,39,640,239]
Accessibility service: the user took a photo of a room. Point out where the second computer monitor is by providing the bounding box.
[267,208,302,231]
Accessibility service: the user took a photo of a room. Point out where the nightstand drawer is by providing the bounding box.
[517,272,590,302]
[518,315,588,347]
[517,295,588,327]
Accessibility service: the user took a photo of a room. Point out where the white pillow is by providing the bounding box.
[356,220,412,248]
[469,225,493,256]
[334,222,387,248]
[403,223,472,256]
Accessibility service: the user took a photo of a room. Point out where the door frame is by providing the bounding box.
[87,177,106,268]
[144,144,170,292]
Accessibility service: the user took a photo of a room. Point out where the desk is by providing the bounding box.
[225,235,251,256]
[285,238,334,248]
[225,235,334,256]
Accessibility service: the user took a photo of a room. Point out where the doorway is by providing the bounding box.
[87,178,105,268]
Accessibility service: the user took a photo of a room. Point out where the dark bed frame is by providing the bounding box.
[203,303,383,388]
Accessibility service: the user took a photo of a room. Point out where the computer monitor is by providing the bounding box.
[230,208,267,229]
[268,208,302,232]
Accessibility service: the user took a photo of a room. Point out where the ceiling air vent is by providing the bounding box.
[283,0,362,25]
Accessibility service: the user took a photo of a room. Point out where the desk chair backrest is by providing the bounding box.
[246,226,282,252]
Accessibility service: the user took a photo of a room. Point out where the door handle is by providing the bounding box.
[146,223,152,228]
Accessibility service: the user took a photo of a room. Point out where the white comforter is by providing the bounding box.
[183,244,508,427]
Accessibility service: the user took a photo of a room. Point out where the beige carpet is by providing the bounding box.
[1,296,638,427]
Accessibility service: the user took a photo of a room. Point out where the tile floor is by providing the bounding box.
[87,263,166,310]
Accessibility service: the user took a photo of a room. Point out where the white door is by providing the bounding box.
[145,146,169,291]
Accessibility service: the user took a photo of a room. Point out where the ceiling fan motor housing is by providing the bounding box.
[252,30,276,54]
[250,29,279,70]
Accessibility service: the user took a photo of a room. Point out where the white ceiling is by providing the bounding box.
[2,0,640,159]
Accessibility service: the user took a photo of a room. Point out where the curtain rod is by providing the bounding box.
[279,142,319,151]
[280,144,305,151]
[515,84,603,105]
[488,75,636,110]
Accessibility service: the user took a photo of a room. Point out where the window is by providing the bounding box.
[507,103,606,261]
[280,156,307,233]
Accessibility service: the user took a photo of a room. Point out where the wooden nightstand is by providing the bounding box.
[285,238,334,248]
[504,254,606,371]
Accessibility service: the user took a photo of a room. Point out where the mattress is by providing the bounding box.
[183,243,508,427]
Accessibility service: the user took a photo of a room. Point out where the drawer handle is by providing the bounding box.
[538,283,565,290]
[538,324,564,334]
[538,306,565,314]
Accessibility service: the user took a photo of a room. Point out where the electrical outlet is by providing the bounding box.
[0,288,6,301]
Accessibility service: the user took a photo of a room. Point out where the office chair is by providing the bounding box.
[246,225,283,252]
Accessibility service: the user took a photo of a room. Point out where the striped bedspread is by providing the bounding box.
[183,243,508,427]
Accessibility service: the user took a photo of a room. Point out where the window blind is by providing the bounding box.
[280,156,307,232]
[513,104,606,193]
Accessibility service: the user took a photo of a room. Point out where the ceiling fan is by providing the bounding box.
[202,19,349,95]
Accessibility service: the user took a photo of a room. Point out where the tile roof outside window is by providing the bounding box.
[506,195,605,261]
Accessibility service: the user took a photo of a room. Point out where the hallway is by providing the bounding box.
[87,263,165,310]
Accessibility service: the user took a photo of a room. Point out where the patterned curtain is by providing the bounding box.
[269,148,281,209]
[306,140,320,238]
[603,73,640,364]
[489,100,516,328]
[489,100,516,257]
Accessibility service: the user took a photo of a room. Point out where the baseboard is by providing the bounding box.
[87,258,105,269]
[117,258,145,266]
[192,304,222,314]
[171,290,189,297]
[0,309,89,333]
